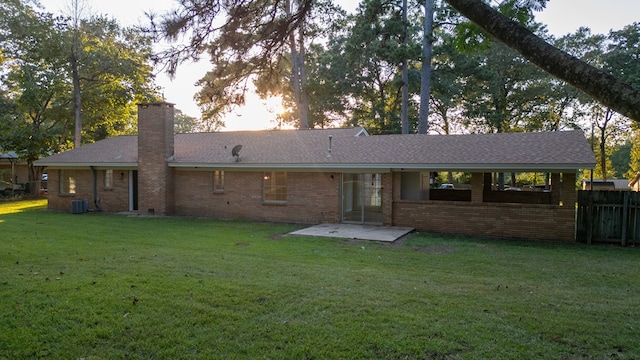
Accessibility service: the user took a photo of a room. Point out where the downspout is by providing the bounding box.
[90,166,101,211]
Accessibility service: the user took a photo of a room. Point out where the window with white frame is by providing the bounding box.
[212,170,224,192]
[263,171,287,202]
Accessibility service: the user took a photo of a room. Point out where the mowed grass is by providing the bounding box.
[1,200,639,359]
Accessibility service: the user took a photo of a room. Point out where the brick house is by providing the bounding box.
[35,102,595,241]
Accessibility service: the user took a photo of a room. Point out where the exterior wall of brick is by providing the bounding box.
[381,173,393,225]
[137,102,175,215]
[391,171,578,242]
[97,170,131,212]
[392,200,575,241]
[560,172,577,206]
[471,172,484,203]
[174,170,341,224]
[46,169,131,212]
[44,164,579,242]
[46,169,92,211]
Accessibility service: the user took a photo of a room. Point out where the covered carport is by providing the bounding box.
[0,152,19,197]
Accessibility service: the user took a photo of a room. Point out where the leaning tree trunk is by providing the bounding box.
[444,0,640,121]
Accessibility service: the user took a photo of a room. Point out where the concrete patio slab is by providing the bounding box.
[289,223,414,242]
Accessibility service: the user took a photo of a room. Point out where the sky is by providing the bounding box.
[38,0,640,131]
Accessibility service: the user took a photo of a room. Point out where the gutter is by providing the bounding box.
[31,161,595,173]
[90,166,101,211]
[168,162,595,172]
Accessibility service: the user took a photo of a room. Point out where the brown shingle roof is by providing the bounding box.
[35,128,595,171]
[35,136,138,167]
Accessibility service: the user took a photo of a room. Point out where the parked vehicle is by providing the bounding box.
[0,181,25,197]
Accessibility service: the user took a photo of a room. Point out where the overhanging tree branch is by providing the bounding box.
[444,0,640,121]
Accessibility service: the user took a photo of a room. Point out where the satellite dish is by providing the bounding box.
[232,144,242,162]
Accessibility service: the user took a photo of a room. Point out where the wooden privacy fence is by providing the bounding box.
[576,190,640,246]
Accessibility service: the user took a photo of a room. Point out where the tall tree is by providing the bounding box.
[69,0,86,148]
[625,129,640,179]
[427,36,469,135]
[173,109,202,133]
[152,0,316,129]
[67,17,158,142]
[444,0,640,121]
[0,2,72,183]
[460,39,550,133]
[400,0,409,133]
[334,0,422,134]
[0,1,158,187]
[604,23,640,90]
[529,28,605,132]
[417,0,434,134]
[254,0,347,129]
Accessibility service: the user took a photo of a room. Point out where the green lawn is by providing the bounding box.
[1,200,639,359]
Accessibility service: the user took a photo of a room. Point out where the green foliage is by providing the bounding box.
[460,40,551,133]
[0,1,158,174]
[451,0,548,52]
[71,18,158,141]
[299,0,571,135]
[610,140,632,179]
[0,4,72,165]
[625,130,640,179]
[155,0,634,137]
[173,109,217,133]
[155,0,321,128]
[307,0,425,134]
[604,23,640,89]
[2,200,640,358]
[580,131,616,181]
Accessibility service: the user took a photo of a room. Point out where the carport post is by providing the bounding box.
[471,172,484,203]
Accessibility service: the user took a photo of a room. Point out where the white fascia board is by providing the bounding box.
[391,163,595,172]
[170,162,594,172]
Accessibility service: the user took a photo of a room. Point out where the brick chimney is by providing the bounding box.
[137,102,175,215]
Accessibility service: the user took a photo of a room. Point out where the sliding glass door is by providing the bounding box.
[341,173,383,224]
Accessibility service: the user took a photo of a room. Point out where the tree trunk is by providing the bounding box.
[401,0,409,134]
[297,28,309,129]
[444,0,640,121]
[418,0,434,134]
[286,0,308,129]
[72,49,82,148]
[71,0,83,148]
[597,109,614,181]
